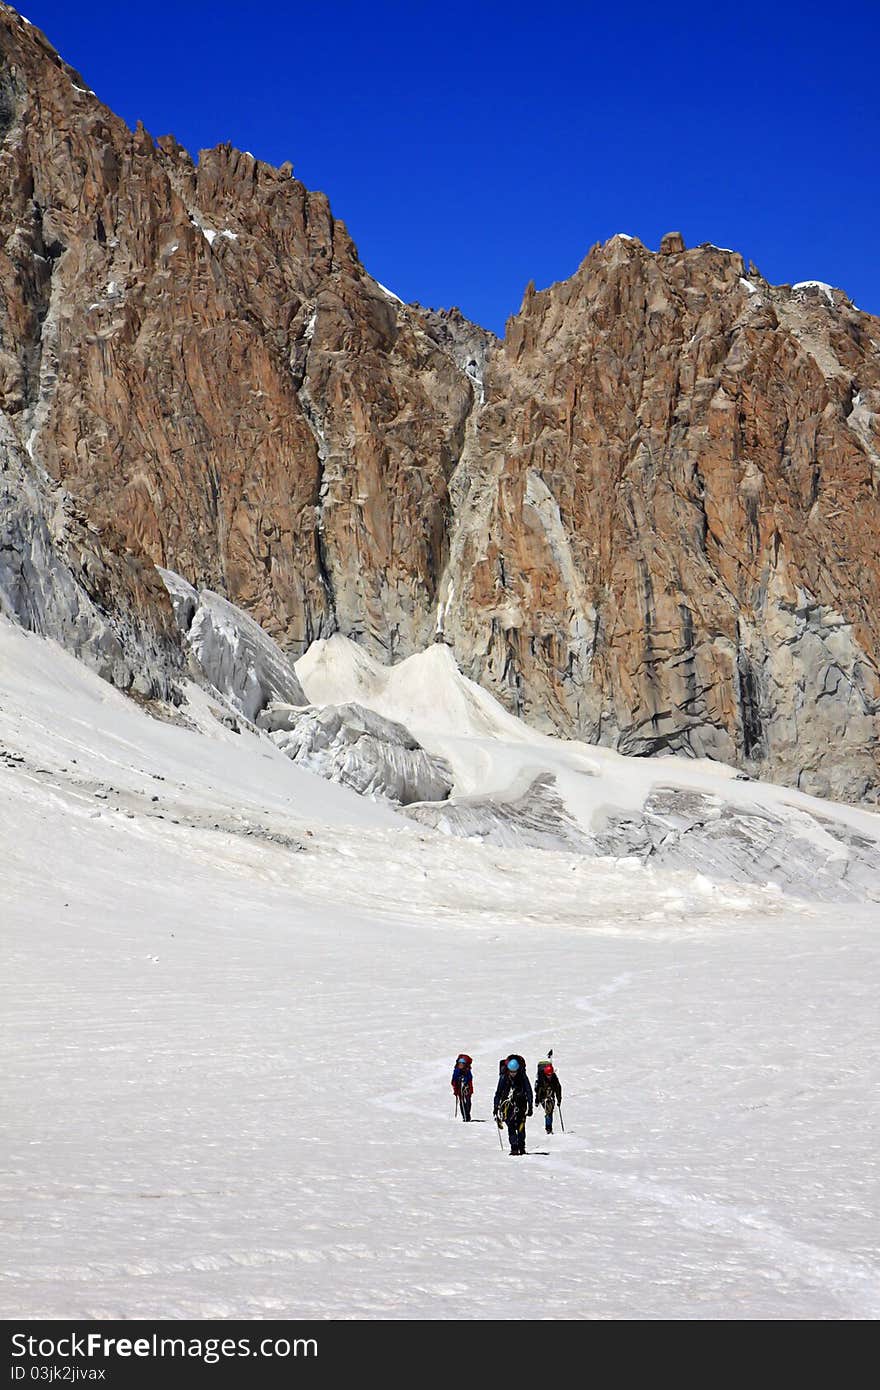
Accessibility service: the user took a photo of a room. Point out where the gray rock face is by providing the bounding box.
[0,411,180,698]
[416,306,496,406]
[258,700,454,806]
[735,583,880,803]
[158,569,307,721]
[604,581,880,805]
[593,787,880,903]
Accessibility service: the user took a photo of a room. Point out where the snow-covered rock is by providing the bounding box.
[258,700,453,806]
[405,771,587,851]
[593,787,880,903]
[792,279,837,307]
[158,569,306,721]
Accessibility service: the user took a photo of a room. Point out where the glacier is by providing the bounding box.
[2,616,880,1319]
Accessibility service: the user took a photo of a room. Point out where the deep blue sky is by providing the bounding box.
[19,0,880,334]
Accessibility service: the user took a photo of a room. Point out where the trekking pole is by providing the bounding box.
[454,1095,459,1120]
[559,1104,565,1133]
[496,1116,504,1151]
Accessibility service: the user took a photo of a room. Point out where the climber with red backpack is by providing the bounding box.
[451,1053,474,1121]
[534,1056,563,1134]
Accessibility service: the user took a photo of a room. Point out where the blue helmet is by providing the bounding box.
[506,1057,520,1072]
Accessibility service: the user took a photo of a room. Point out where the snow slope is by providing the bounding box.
[3,620,880,1319]
[295,634,877,828]
[296,636,880,901]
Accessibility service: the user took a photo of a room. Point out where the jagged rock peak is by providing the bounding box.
[659,230,686,255]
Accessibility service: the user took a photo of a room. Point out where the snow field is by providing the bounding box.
[2,622,879,1318]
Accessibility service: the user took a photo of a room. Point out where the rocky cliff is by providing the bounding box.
[1,5,879,798]
[443,238,880,800]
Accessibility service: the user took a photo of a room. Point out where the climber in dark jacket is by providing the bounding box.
[493,1054,533,1154]
[534,1058,562,1133]
[451,1053,474,1121]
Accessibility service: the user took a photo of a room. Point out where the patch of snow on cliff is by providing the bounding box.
[793,280,836,307]
[371,277,404,305]
[201,228,238,247]
[435,579,455,636]
[465,359,485,405]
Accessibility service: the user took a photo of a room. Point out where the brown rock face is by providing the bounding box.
[659,230,686,255]
[442,238,880,799]
[2,6,880,798]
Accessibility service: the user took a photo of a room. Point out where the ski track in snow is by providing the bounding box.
[2,621,880,1319]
